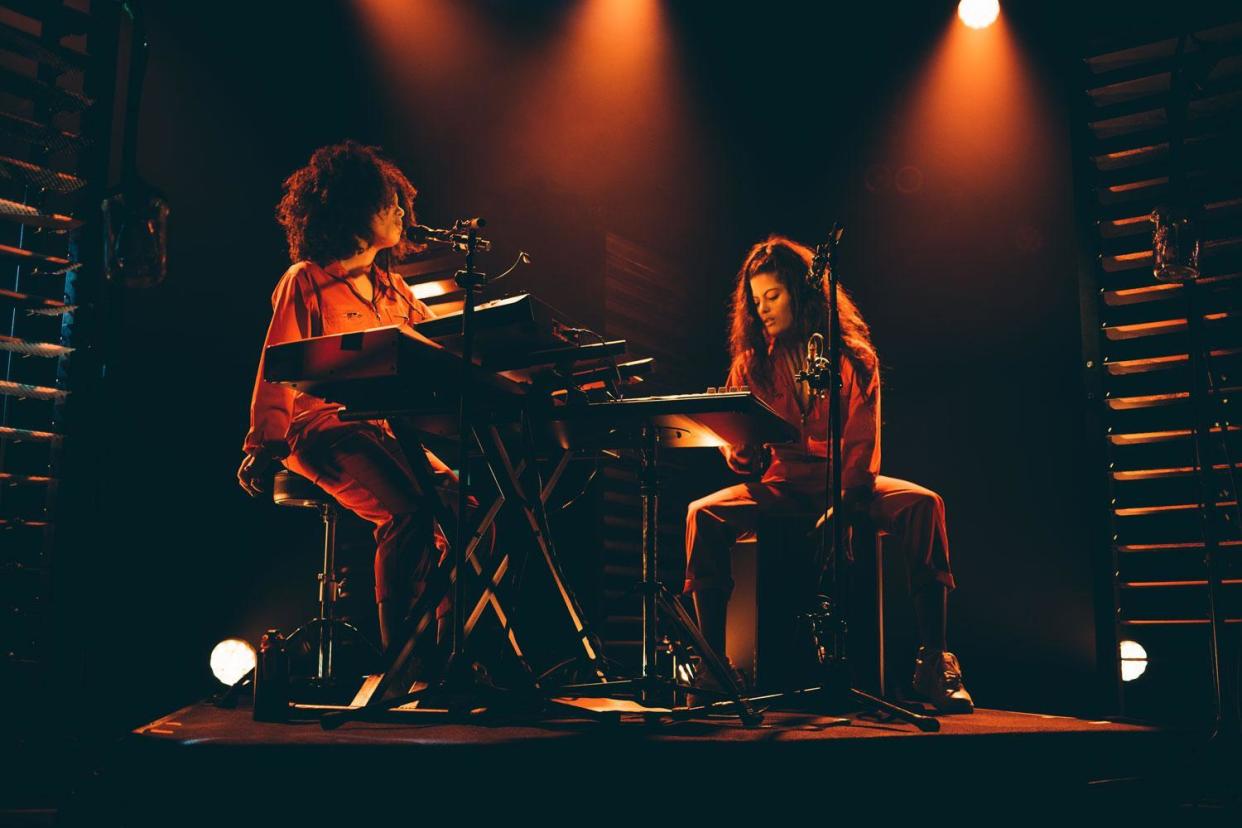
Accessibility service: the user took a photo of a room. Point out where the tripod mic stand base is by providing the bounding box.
[555,675,766,727]
[318,651,547,730]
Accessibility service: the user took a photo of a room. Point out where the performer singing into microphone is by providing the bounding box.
[685,235,973,713]
[237,140,460,653]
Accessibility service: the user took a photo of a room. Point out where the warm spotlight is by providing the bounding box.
[210,638,257,686]
[1119,639,1148,682]
[958,0,999,29]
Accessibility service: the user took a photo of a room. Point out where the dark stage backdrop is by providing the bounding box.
[94,0,1126,728]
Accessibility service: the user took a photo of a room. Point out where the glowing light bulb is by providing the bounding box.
[210,638,257,686]
[1119,639,1148,682]
[958,0,1000,29]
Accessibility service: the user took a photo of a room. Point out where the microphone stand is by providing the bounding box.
[797,225,938,732]
[447,223,483,680]
[392,219,520,713]
[432,218,534,712]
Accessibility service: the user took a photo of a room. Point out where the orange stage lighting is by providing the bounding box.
[350,0,695,205]
[889,11,1053,196]
[958,0,1000,30]
[501,0,689,199]
[871,0,1063,338]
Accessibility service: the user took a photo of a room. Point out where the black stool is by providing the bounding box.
[273,469,376,684]
[726,514,898,696]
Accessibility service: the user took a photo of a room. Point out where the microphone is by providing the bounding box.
[806,225,844,291]
[453,217,486,232]
[406,220,492,252]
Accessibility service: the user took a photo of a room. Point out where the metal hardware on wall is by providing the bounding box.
[1075,14,1242,726]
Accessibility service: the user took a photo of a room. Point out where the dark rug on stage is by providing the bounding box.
[132,701,1151,746]
[50,699,1228,825]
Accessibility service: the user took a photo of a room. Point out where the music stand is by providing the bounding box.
[550,391,800,726]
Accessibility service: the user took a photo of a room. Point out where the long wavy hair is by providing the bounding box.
[728,234,878,394]
[276,140,420,265]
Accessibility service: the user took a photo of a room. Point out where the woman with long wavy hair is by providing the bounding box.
[685,235,973,713]
[237,141,457,654]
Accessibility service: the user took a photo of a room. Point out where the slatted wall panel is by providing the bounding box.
[0,0,123,795]
[392,249,464,315]
[599,233,698,669]
[1077,18,1242,722]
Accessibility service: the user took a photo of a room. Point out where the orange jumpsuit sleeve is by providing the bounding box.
[839,356,881,495]
[242,266,319,457]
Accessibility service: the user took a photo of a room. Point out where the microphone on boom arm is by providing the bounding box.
[406,218,492,252]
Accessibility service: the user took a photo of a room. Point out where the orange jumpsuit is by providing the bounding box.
[684,341,955,596]
[244,260,455,608]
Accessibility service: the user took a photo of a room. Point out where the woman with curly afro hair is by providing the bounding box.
[238,141,456,652]
[684,235,973,713]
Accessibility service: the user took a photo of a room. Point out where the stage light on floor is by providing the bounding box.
[957,0,999,29]
[1119,639,1148,682]
[211,638,257,686]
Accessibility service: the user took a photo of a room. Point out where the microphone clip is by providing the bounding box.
[796,332,832,396]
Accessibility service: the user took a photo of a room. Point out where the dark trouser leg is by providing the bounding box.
[867,475,955,595]
[868,475,972,711]
[376,601,405,653]
[913,582,948,652]
[684,481,816,655]
[868,475,954,650]
[287,425,454,652]
[684,483,758,598]
[684,484,761,657]
[692,590,729,656]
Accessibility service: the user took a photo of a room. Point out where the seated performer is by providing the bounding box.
[236,140,457,653]
[684,235,973,713]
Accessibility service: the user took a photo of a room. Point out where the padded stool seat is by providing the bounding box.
[274,469,333,510]
[259,468,376,692]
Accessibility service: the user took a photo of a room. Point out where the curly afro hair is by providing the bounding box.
[276,140,419,265]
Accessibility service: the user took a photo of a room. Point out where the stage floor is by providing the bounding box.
[132,699,1151,746]
[57,698,1233,824]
